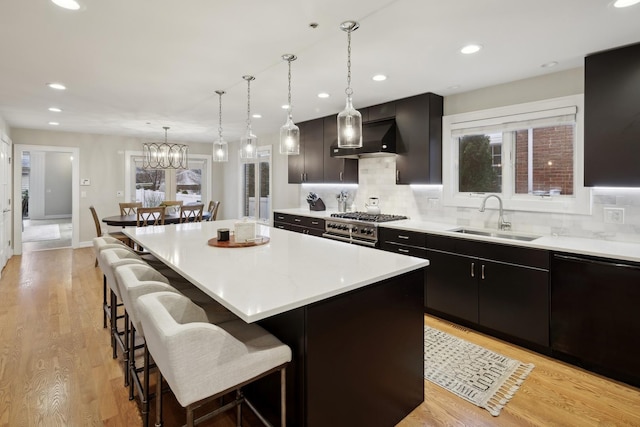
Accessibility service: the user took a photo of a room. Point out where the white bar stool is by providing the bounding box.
[136,291,292,427]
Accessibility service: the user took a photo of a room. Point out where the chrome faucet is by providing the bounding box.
[479,195,511,231]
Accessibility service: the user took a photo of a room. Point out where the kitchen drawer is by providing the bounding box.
[380,242,427,258]
[274,213,325,231]
[379,228,426,248]
[427,234,549,270]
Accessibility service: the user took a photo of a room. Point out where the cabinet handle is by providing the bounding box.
[276,225,284,229]
[340,171,343,181]
[398,248,410,254]
[277,215,284,220]
[471,262,475,278]
[301,173,304,182]
[294,218,301,222]
[481,264,485,280]
[398,235,409,240]
[311,221,319,225]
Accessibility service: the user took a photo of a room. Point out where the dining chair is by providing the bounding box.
[179,204,204,223]
[161,200,183,208]
[119,202,142,216]
[136,291,291,427]
[90,205,130,265]
[136,207,166,227]
[207,200,220,221]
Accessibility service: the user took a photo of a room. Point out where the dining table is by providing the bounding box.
[122,219,428,427]
[102,211,210,227]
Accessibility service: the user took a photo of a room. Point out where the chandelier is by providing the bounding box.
[279,54,300,155]
[142,126,188,169]
[337,20,363,149]
[213,90,228,162]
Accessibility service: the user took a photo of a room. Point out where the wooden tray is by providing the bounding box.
[208,235,270,248]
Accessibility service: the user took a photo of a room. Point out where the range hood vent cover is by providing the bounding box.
[330,119,396,158]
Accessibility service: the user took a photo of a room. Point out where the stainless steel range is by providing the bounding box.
[323,212,408,247]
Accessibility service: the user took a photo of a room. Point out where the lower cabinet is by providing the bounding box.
[424,234,550,348]
[551,253,640,387]
[273,212,325,237]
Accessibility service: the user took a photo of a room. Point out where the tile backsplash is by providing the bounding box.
[300,157,640,243]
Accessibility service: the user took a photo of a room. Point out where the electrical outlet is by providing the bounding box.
[604,207,624,224]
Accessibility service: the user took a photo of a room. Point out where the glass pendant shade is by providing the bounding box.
[280,114,300,155]
[337,95,363,148]
[213,137,228,162]
[240,128,258,160]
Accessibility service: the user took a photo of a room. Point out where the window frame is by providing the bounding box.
[124,151,212,207]
[238,145,272,224]
[442,95,591,215]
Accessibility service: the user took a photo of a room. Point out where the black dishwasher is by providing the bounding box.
[551,253,640,387]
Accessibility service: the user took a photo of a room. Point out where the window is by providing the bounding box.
[443,95,591,214]
[125,153,211,207]
[239,146,271,223]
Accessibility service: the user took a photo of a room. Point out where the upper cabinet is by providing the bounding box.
[323,117,358,183]
[585,42,640,187]
[288,118,324,184]
[395,93,443,185]
[288,92,443,185]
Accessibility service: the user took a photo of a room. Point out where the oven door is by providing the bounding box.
[322,232,378,248]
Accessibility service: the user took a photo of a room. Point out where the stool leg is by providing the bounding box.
[236,390,242,427]
[156,369,163,427]
[143,344,150,427]
[102,275,108,328]
[110,290,117,359]
[281,367,286,427]
[129,325,135,401]
[123,311,129,387]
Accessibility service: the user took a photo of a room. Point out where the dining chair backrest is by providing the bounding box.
[179,204,204,223]
[162,200,183,207]
[119,202,143,216]
[90,205,103,237]
[137,207,166,227]
[207,201,220,221]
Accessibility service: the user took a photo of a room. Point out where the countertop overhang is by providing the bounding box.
[124,220,428,323]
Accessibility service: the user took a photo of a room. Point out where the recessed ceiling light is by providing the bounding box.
[460,44,482,54]
[48,121,60,126]
[47,82,66,90]
[252,114,262,119]
[447,85,460,90]
[614,0,640,7]
[48,107,62,112]
[51,0,80,10]
[372,74,387,82]
[281,104,290,110]
[317,92,330,99]
[541,61,558,68]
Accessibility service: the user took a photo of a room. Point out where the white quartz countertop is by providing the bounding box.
[273,209,640,264]
[124,220,429,323]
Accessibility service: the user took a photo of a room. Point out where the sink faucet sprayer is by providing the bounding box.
[479,195,511,231]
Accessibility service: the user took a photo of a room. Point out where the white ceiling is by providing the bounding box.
[1,0,639,144]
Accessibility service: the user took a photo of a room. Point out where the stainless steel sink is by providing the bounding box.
[450,227,541,242]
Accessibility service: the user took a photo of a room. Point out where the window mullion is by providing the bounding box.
[502,132,514,198]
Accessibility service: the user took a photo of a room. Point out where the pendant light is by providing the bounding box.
[279,54,300,155]
[213,90,228,162]
[240,75,258,160]
[142,126,188,169]
[337,20,362,149]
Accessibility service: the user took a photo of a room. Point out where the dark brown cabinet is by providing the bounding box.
[323,116,358,183]
[395,93,443,185]
[273,212,325,237]
[379,228,427,258]
[364,101,396,123]
[551,253,640,387]
[424,234,550,348]
[585,42,640,186]
[288,118,324,184]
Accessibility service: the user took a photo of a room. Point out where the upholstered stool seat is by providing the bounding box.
[93,236,128,328]
[136,292,291,427]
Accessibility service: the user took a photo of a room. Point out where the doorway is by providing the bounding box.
[13,145,79,254]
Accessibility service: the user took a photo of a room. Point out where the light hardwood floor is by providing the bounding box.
[1,248,639,426]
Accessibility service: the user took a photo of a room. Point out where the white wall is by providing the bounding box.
[10,128,222,244]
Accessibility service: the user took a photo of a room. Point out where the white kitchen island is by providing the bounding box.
[124,220,429,426]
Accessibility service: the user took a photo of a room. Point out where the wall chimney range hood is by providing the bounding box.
[330,119,396,158]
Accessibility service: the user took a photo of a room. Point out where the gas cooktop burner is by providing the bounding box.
[330,212,408,223]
